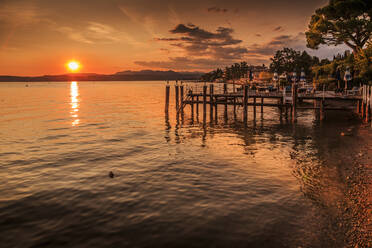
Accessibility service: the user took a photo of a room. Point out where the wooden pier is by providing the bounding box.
[165,82,371,125]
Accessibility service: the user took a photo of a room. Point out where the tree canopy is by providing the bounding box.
[306,0,372,53]
[269,48,319,76]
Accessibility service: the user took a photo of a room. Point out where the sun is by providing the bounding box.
[66,60,81,72]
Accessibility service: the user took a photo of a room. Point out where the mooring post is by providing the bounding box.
[165,82,170,114]
[175,83,179,112]
[233,94,237,119]
[224,83,228,120]
[261,97,264,116]
[196,95,199,118]
[357,98,360,114]
[210,84,214,121]
[243,85,248,124]
[253,97,257,120]
[180,83,184,112]
[214,98,218,124]
[190,90,194,119]
[203,84,207,122]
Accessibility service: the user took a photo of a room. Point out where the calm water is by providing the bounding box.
[0,81,365,247]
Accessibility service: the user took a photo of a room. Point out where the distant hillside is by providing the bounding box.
[0,70,203,82]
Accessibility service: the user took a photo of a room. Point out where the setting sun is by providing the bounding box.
[66,61,81,72]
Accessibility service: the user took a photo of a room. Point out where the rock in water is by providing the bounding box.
[109,171,114,178]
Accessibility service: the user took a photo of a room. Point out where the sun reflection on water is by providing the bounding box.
[70,81,80,126]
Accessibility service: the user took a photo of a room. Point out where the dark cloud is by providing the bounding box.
[157,23,245,60]
[273,26,283,32]
[256,34,262,37]
[246,34,304,56]
[207,7,228,13]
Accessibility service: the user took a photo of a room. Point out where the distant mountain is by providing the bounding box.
[0,70,203,82]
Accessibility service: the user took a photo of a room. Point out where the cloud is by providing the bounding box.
[207,7,228,13]
[156,23,245,59]
[57,22,123,44]
[273,26,284,32]
[246,33,305,57]
[138,23,254,70]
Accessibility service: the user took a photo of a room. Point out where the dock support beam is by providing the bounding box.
[180,84,184,113]
[253,97,257,120]
[203,85,207,123]
[210,84,214,121]
[190,90,194,119]
[243,85,248,124]
[165,83,170,114]
[175,84,179,112]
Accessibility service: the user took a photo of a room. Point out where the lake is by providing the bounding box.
[0,81,367,247]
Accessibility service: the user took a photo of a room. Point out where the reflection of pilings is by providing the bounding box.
[164,112,171,143]
[261,97,264,118]
[210,84,214,122]
[165,84,170,114]
[320,99,324,121]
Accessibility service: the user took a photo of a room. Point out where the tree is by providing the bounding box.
[269,48,319,76]
[306,0,372,53]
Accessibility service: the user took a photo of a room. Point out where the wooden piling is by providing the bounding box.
[210,84,214,121]
[180,84,184,112]
[203,85,207,122]
[214,99,218,123]
[253,97,257,120]
[261,97,264,117]
[196,95,199,117]
[243,85,248,124]
[224,84,228,120]
[175,84,179,111]
[165,84,170,114]
[190,90,194,118]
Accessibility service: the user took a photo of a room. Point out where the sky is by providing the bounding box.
[0,0,350,76]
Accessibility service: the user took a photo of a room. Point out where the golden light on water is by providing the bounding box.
[67,61,81,72]
[70,81,80,126]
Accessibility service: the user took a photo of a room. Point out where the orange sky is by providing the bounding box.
[0,0,349,76]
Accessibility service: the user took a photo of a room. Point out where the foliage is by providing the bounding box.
[201,62,265,82]
[312,44,372,86]
[269,48,319,76]
[306,0,372,53]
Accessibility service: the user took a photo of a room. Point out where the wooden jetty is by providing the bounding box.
[165,82,371,125]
